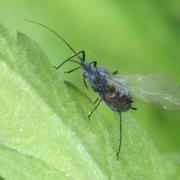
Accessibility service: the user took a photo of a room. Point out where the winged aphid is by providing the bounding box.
[25,19,180,159]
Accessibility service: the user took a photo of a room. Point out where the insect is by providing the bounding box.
[25,19,180,160]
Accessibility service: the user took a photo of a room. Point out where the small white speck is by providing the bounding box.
[15,138,20,144]
[19,128,23,132]
[68,156,73,161]
[56,150,60,155]
[61,107,67,112]
[138,76,143,81]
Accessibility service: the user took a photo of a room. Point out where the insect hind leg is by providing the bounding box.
[117,112,122,160]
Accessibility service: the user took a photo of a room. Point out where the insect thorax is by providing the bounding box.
[83,66,108,92]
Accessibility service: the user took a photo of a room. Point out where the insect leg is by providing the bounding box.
[89,61,97,67]
[93,97,99,104]
[112,71,118,75]
[64,66,82,73]
[131,107,137,110]
[117,112,122,160]
[88,98,102,120]
[83,78,88,89]
[53,50,85,70]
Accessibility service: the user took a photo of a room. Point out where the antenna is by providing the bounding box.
[24,19,81,60]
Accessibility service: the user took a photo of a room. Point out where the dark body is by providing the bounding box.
[24,18,180,160]
[23,18,136,159]
[82,61,133,112]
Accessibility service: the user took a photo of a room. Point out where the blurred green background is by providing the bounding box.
[0,0,179,156]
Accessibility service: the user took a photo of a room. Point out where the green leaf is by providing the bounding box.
[0,24,164,179]
[161,153,180,180]
[0,175,5,180]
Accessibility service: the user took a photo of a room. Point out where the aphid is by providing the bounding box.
[25,19,180,160]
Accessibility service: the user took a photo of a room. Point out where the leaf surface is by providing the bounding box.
[0,24,163,180]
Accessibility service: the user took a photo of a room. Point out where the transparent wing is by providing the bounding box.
[111,74,180,110]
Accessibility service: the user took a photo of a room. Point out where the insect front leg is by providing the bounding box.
[53,50,85,70]
[64,66,82,73]
[89,61,97,67]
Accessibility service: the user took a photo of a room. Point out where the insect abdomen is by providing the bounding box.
[101,85,132,112]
